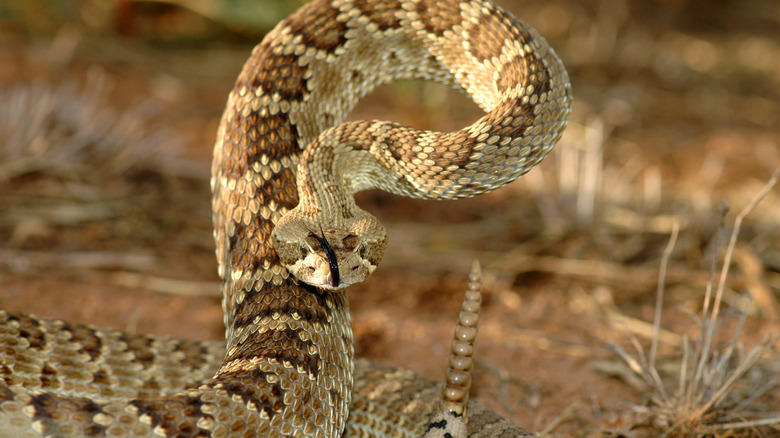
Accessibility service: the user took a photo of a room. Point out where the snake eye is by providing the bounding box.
[300,243,309,257]
[358,244,367,258]
[343,234,359,251]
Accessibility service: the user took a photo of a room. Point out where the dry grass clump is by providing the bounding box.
[0,73,209,243]
[607,170,780,437]
[0,72,191,182]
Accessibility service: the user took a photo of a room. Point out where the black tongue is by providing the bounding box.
[308,230,340,287]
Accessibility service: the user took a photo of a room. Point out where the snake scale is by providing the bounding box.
[0,0,571,436]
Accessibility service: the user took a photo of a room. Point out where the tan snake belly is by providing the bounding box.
[0,0,570,436]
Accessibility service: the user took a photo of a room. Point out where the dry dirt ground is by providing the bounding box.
[1,0,779,436]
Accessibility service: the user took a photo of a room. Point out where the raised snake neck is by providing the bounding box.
[0,0,570,436]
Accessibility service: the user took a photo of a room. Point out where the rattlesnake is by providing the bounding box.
[0,0,571,436]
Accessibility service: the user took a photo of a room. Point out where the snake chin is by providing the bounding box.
[272,213,388,290]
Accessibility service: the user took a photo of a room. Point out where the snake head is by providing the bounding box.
[272,214,387,290]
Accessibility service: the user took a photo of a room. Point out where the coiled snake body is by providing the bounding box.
[0,0,570,436]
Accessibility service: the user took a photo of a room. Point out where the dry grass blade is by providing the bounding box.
[606,168,780,436]
[710,169,780,323]
[605,342,645,377]
[0,249,156,272]
[648,221,679,375]
[111,272,220,297]
[538,402,579,437]
[701,332,778,415]
[715,417,780,430]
